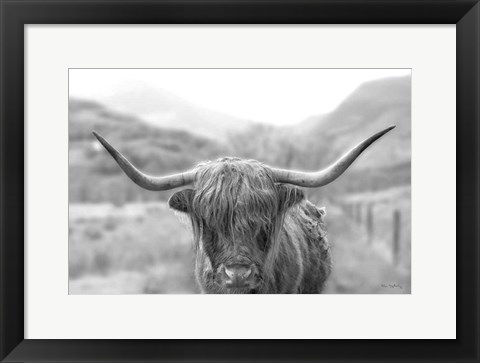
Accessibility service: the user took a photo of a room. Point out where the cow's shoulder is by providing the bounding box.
[293,201,332,293]
[302,200,326,220]
[289,200,328,242]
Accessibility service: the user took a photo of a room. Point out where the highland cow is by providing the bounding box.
[93,126,394,294]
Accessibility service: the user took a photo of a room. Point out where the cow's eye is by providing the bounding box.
[202,226,217,243]
[257,228,270,251]
[203,227,213,239]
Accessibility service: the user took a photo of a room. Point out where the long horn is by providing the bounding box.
[92,131,195,191]
[272,126,395,188]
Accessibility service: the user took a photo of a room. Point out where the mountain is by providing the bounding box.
[99,84,253,141]
[297,76,410,194]
[293,76,411,170]
[227,76,411,196]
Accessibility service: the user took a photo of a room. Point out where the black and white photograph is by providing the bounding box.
[68,68,411,294]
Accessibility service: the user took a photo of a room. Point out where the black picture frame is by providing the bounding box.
[1,1,478,362]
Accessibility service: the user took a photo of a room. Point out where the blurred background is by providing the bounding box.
[68,69,411,294]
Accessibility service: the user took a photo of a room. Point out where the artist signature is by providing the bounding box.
[381,283,403,289]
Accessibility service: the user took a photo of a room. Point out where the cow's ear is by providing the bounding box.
[169,189,195,213]
[278,184,305,211]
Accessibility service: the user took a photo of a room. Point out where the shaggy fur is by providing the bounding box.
[169,157,332,294]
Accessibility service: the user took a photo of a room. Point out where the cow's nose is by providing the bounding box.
[221,264,256,288]
[225,264,252,279]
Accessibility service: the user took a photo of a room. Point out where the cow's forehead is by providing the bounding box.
[196,157,270,175]
[194,158,277,191]
[191,158,280,233]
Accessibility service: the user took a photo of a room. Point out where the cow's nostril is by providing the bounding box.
[224,267,235,279]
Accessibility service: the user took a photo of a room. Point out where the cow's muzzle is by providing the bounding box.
[217,263,259,290]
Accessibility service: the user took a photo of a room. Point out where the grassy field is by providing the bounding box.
[69,195,410,294]
[69,203,198,294]
[324,204,410,294]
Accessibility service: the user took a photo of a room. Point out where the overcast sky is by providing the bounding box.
[69,68,410,125]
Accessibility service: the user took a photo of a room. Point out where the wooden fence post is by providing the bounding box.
[356,203,362,224]
[346,203,353,218]
[393,209,401,265]
[367,204,374,243]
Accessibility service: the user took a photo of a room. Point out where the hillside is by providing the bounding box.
[70,76,411,203]
[69,99,228,204]
[293,76,410,169]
